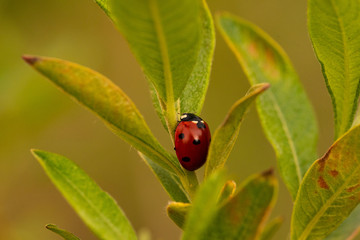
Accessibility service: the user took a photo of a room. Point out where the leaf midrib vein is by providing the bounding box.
[330,0,352,136]
[52,164,125,239]
[148,0,173,101]
[298,164,360,240]
[217,17,302,189]
[267,91,302,185]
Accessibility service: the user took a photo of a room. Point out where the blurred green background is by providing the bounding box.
[0,0,333,239]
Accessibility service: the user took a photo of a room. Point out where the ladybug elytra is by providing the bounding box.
[174,113,211,171]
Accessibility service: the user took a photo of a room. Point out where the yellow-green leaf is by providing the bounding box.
[182,171,227,240]
[166,180,237,230]
[167,202,191,229]
[204,83,269,178]
[22,55,199,200]
[326,205,360,240]
[46,224,80,240]
[33,150,137,240]
[107,0,210,134]
[217,180,236,205]
[291,125,360,240]
[23,55,181,175]
[183,170,278,240]
[308,0,360,139]
[138,152,190,203]
[217,13,318,200]
[95,0,214,132]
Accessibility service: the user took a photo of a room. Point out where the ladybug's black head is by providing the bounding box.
[180,113,203,122]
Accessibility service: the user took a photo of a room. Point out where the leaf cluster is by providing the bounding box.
[23,0,360,239]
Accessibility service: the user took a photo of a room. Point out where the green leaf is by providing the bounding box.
[326,205,360,240]
[183,170,278,240]
[177,1,215,116]
[23,55,198,198]
[204,83,269,178]
[22,56,182,175]
[182,171,227,240]
[259,217,283,240]
[291,125,360,240]
[308,0,360,139]
[45,224,80,240]
[108,0,209,134]
[167,202,191,229]
[32,150,137,240]
[138,152,190,203]
[149,0,215,131]
[217,13,318,200]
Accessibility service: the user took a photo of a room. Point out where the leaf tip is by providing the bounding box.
[30,148,41,157]
[45,224,56,230]
[30,149,47,164]
[261,168,274,177]
[261,82,271,91]
[22,55,39,65]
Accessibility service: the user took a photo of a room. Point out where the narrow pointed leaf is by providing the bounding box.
[167,202,191,229]
[326,205,360,240]
[150,0,215,127]
[182,171,227,240]
[178,1,215,115]
[32,150,137,240]
[259,217,283,240]
[109,0,202,102]
[183,170,277,240]
[308,0,360,139]
[107,0,211,134]
[138,152,189,203]
[217,13,318,199]
[46,224,80,240]
[204,83,269,178]
[291,125,360,240]
[97,0,215,131]
[23,55,183,177]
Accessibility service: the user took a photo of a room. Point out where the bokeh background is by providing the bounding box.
[0,0,334,239]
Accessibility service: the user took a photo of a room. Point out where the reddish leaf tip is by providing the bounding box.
[22,55,39,65]
[262,168,274,177]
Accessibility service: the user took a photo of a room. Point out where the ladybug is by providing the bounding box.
[174,113,211,171]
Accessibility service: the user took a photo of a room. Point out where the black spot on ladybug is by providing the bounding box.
[197,121,205,129]
[182,157,190,162]
[179,133,185,139]
[193,139,200,145]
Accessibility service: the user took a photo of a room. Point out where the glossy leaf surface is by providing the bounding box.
[291,125,360,240]
[217,13,318,199]
[204,83,269,178]
[308,0,360,139]
[33,150,137,240]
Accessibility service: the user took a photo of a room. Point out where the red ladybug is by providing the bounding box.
[174,113,211,171]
